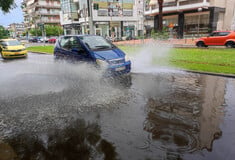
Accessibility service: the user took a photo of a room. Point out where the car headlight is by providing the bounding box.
[125,55,131,62]
[96,59,109,68]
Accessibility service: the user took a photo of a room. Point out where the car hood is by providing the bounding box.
[5,45,25,50]
[93,48,125,60]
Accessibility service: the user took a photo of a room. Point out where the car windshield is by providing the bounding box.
[4,40,21,46]
[79,36,114,50]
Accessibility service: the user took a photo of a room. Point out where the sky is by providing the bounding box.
[0,0,24,27]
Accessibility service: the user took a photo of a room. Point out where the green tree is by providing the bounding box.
[29,25,63,37]
[0,25,9,38]
[30,28,42,36]
[45,25,63,36]
[0,0,16,13]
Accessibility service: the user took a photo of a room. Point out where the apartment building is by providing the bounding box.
[145,0,235,38]
[22,0,61,29]
[8,23,26,38]
[60,0,144,39]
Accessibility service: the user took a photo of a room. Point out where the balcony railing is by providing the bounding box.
[145,0,210,15]
[179,0,204,6]
[26,2,60,10]
[35,11,60,16]
[35,19,60,24]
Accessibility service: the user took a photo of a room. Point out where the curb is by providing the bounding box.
[29,51,52,55]
[180,69,235,79]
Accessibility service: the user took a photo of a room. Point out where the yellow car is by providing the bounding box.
[0,39,27,59]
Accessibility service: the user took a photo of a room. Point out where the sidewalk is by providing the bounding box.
[113,38,196,47]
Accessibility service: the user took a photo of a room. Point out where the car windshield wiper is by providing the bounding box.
[94,45,111,49]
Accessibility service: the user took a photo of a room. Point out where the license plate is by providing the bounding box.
[115,66,125,71]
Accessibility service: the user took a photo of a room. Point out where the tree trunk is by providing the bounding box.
[158,0,163,32]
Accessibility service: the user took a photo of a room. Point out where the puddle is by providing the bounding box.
[0,54,235,160]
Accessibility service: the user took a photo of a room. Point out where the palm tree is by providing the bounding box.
[149,0,164,32]
[158,0,164,32]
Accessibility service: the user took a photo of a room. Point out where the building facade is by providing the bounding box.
[145,0,235,38]
[8,23,26,38]
[22,0,61,30]
[60,0,80,35]
[60,0,144,39]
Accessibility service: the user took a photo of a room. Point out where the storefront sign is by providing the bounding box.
[98,10,108,16]
[93,0,134,16]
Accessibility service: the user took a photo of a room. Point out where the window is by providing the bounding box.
[79,36,114,51]
[60,36,83,51]
[60,36,71,50]
[210,32,219,37]
[69,37,82,50]
[218,32,230,36]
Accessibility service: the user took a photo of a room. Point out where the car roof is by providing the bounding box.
[0,39,18,41]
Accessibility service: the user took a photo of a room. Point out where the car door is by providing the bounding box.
[217,32,230,45]
[58,36,91,62]
[68,36,91,62]
[205,32,220,45]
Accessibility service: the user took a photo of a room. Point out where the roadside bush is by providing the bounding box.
[151,27,169,40]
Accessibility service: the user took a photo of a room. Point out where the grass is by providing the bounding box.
[27,45,54,54]
[169,48,235,74]
[26,45,235,75]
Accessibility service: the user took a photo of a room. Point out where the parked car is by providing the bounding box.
[54,35,131,76]
[48,37,57,43]
[38,37,49,43]
[0,39,27,59]
[196,31,235,48]
[29,37,40,43]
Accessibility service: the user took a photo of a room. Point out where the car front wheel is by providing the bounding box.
[196,41,207,48]
[0,52,6,59]
[225,41,235,48]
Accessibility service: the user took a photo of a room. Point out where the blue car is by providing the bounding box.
[54,35,131,76]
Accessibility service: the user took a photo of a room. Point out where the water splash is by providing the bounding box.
[129,41,180,74]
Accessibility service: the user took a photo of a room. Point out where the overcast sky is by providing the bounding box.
[0,0,24,27]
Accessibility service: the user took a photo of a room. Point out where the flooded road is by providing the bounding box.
[0,53,235,160]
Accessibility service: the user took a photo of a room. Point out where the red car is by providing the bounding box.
[48,37,57,43]
[196,31,235,48]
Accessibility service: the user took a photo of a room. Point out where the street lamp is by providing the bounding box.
[197,7,202,37]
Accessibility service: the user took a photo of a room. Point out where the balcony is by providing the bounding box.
[145,0,210,16]
[35,18,60,24]
[26,1,60,10]
[35,11,60,16]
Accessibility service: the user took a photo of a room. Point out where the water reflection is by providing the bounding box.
[0,70,233,160]
[1,119,117,160]
[143,74,226,158]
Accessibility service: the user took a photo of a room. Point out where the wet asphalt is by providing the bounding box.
[0,53,235,160]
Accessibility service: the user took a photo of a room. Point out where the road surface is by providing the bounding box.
[0,53,235,160]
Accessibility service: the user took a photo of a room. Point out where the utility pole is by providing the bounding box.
[142,0,145,43]
[87,0,94,35]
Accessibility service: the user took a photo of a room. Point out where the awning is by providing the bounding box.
[149,0,158,6]
[149,0,175,6]
[164,0,176,2]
